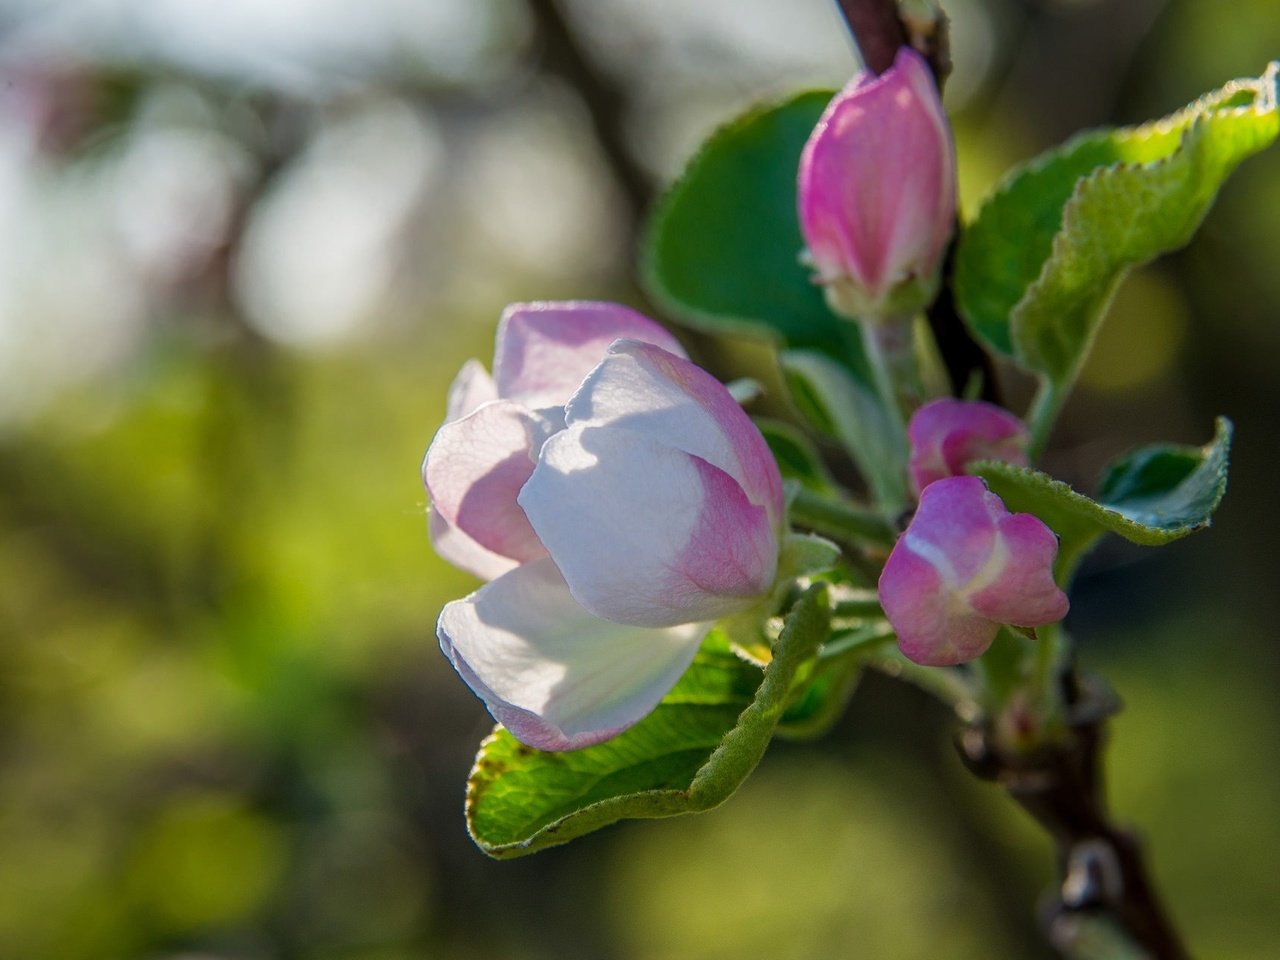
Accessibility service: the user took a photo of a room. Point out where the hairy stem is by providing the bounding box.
[789,487,897,548]
[1026,378,1066,460]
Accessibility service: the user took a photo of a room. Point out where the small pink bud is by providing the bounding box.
[907,398,1030,495]
[797,47,956,320]
[878,476,1068,666]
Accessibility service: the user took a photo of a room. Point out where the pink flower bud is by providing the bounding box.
[878,476,1068,666]
[797,47,956,320]
[907,398,1030,495]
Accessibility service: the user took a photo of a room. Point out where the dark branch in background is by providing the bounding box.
[834,0,908,75]
[527,0,653,232]
[929,230,1001,402]
[959,674,1191,960]
[835,2,1189,957]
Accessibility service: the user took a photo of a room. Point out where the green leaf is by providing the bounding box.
[641,91,847,356]
[755,417,837,494]
[639,90,909,502]
[776,656,862,741]
[465,585,831,858]
[780,349,907,514]
[777,532,841,580]
[957,63,1280,387]
[971,418,1232,579]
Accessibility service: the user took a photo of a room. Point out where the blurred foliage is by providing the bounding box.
[0,1,1277,958]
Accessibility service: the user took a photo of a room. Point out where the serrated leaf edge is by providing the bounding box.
[465,584,830,858]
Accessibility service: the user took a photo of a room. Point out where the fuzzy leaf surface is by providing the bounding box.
[642,91,846,355]
[466,585,830,858]
[956,63,1279,387]
[971,418,1231,579]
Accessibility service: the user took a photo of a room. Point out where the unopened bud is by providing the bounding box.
[798,47,956,321]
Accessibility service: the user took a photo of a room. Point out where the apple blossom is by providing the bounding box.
[879,476,1068,666]
[797,46,956,321]
[907,398,1030,495]
[424,300,686,580]
[426,308,784,751]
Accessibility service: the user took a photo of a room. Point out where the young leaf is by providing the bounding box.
[755,417,838,494]
[641,91,846,357]
[970,418,1232,580]
[465,584,831,858]
[780,349,907,514]
[956,63,1279,388]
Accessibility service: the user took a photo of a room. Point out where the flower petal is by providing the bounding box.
[428,506,519,581]
[438,558,710,750]
[564,340,784,527]
[520,425,777,628]
[445,359,499,422]
[907,398,1028,494]
[878,476,1066,666]
[423,399,551,564]
[493,301,687,410]
[879,543,999,665]
[970,513,1070,627]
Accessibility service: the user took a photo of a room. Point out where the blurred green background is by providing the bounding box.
[0,1,1276,958]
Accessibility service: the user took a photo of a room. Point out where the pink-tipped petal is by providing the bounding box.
[880,544,1000,665]
[423,400,551,564]
[797,47,955,318]
[564,341,784,528]
[520,425,777,628]
[908,398,1029,494]
[492,301,687,410]
[970,513,1070,626]
[428,506,519,581]
[879,476,1067,666]
[438,559,710,751]
[445,359,499,422]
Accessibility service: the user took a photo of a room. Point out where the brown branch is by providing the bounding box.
[958,670,1191,959]
[834,0,908,74]
[526,0,652,231]
[928,227,1002,401]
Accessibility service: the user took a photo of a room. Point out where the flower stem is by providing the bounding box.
[864,315,927,417]
[1026,378,1065,460]
[789,488,897,548]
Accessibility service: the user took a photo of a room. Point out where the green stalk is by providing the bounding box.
[789,488,897,548]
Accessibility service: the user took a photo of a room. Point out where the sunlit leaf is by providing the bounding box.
[465,585,830,858]
[956,63,1280,390]
[641,91,844,355]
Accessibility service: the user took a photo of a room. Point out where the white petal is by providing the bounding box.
[519,425,776,628]
[492,301,687,410]
[423,399,550,564]
[438,559,709,751]
[428,506,518,581]
[565,341,783,527]
[446,359,498,421]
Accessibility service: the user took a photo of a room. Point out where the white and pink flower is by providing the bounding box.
[878,476,1068,666]
[424,302,784,750]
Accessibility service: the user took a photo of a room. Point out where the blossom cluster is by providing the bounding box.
[880,400,1067,666]
[423,49,1068,750]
